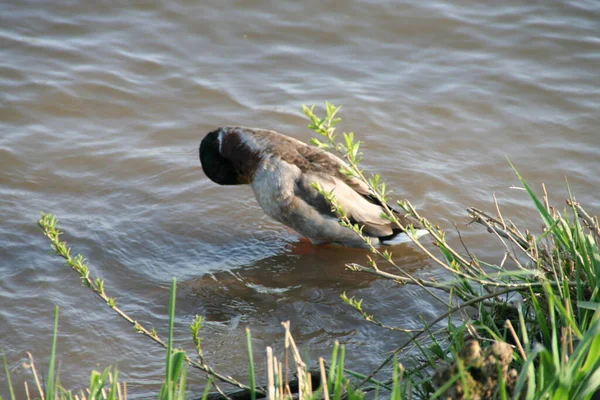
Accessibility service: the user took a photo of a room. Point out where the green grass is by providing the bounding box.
[159,279,187,400]
[45,306,59,400]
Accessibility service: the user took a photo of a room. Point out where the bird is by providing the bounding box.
[199,126,428,247]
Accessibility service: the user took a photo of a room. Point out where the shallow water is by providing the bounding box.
[1,0,599,396]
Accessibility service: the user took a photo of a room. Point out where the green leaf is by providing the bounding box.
[190,315,204,356]
[577,301,600,311]
[169,350,186,383]
[578,365,600,398]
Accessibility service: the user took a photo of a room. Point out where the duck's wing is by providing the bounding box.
[248,128,422,236]
[295,171,396,238]
[273,136,373,196]
[271,139,394,237]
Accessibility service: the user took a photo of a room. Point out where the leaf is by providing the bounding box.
[577,301,600,311]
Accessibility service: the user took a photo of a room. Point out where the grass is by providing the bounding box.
[2,102,599,399]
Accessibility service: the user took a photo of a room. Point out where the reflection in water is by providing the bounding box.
[161,235,436,389]
[178,239,429,324]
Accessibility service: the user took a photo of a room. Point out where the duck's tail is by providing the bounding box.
[379,212,429,245]
[380,228,429,245]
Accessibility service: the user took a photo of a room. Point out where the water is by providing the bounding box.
[1,0,599,396]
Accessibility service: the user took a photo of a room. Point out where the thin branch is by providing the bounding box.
[38,213,260,395]
[568,199,600,239]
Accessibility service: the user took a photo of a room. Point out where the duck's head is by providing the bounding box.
[199,127,261,185]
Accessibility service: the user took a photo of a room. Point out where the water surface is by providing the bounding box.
[1,0,599,396]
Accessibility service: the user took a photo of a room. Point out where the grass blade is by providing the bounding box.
[2,355,16,400]
[508,160,570,250]
[201,379,213,400]
[333,345,346,400]
[246,328,256,400]
[328,342,339,394]
[161,278,178,400]
[45,305,59,400]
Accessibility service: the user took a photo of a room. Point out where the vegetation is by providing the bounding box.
[2,103,599,399]
[303,102,600,399]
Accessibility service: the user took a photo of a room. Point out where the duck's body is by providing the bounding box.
[199,127,427,247]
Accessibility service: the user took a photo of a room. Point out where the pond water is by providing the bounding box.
[1,0,599,397]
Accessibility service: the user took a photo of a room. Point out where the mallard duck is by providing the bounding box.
[199,126,428,247]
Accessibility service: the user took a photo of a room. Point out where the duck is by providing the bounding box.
[199,126,428,247]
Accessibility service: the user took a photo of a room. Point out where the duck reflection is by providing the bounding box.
[176,238,430,327]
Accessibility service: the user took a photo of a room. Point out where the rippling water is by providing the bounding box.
[1,0,599,396]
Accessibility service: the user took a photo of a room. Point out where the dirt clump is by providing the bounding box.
[432,340,518,400]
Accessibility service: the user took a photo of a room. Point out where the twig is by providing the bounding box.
[319,358,329,400]
[24,353,44,400]
[493,192,507,230]
[341,291,424,333]
[469,208,530,270]
[468,207,554,271]
[315,185,452,306]
[24,381,31,400]
[568,199,600,239]
[38,213,259,394]
[468,208,531,252]
[454,223,486,279]
[505,320,526,361]
[267,347,275,400]
[348,263,449,290]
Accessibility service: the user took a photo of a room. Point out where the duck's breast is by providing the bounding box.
[250,156,301,222]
